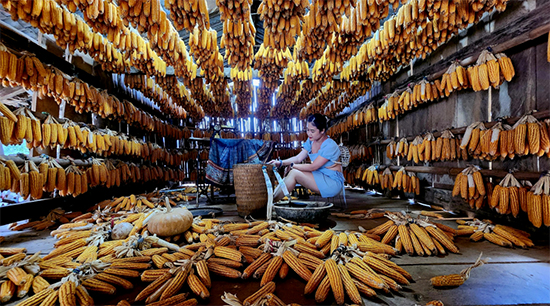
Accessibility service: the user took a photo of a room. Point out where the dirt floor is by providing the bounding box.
[1,188,549,306]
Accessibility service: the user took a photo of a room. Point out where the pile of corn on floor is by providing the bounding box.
[1,190,549,306]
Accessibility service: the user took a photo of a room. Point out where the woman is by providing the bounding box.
[269,114,345,202]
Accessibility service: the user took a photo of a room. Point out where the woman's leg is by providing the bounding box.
[274,169,320,202]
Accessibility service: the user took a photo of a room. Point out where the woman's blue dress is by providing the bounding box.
[302,138,345,198]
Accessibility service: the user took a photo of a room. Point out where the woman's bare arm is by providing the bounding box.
[292,155,328,172]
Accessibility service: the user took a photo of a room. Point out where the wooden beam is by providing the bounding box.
[0,87,27,101]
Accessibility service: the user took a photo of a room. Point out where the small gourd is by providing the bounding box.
[147,198,193,237]
[111,222,133,240]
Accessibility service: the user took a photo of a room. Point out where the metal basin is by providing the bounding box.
[273,201,333,223]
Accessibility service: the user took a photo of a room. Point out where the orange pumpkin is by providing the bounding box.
[148,199,193,237]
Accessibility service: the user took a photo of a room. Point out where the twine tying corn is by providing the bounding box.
[431,253,488,288]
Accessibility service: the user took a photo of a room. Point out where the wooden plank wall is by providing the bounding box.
[349,0,550,218]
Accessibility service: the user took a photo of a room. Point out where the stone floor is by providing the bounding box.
[1,188,549,306]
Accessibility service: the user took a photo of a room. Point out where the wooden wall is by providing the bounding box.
[347,0,550,222]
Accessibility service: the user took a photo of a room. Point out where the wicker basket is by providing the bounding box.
[233,164,275,217]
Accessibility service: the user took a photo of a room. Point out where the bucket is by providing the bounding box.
[233,164,275,217]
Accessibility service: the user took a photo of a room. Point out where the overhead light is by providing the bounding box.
[253,79,260,87]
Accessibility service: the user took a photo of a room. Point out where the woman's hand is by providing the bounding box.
[268,160,282,167]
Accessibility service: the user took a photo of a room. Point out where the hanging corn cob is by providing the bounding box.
[438,130,456,161]
[526,173,550,228]
[510,114,548,157]
[490,173,523,216]
[452,165,486,209]
[363,165,380,186]
[380,168,395,192]
[431,253,488,287]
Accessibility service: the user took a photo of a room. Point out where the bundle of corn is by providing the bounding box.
[490,173,524,216]
[526,173,550,228]
[221,287,288,306]
[32,258,149,305]
[218,0,256,72]
[468,49,501,91]
[362,165,380,186]
[378,95,398,122]
[1,0,127,73]
[331,209,386,220]
[392,167,420,195]
[431,253,488,288]
[394,138,409,159]
[0,251,41,304]
[511,114,550,157]
[233,79,253,118]
[406,136,423,164]
[304,244,412,304]
[482,122,508,160]
[58,164,87,198]
[459,219,534,248]
[437,130,457,162]
[380,168,395,192]
[257,0,307,51]
[136,248,212,302]
[1,107,31,147]
[452,165,486,209]
[420,133,436,162]
[349,145,373,163]
[164,0,209,32]
[253,45,291,94]
[0,104,18,145]
[0,45,44,91]
[495,52,515,83]
[106,194,161,213]
[460,121,487,157]
[386,140,397,160]
[8,160,44,200]
[541,119,550,158]
[9,209,82,232]
[374,213,460,256]
[441,61,470,96]
[396,87,413,113]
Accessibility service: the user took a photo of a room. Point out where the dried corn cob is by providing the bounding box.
[0,280,16,303]
[75,285,94,306]
[82,278,117,295]
[282,250,312,282]
[431,253,487,288]
[362,255,409,285]
[243,253,272,279]
[15,287,54,306]
[325,259,344,305]
[188,273,210,299]
[206,261,242,278]
[314,276,331,303]
[7,267,28,286]
[58,280,76,306]
[32,276,50,294]
[243,282,276,306]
